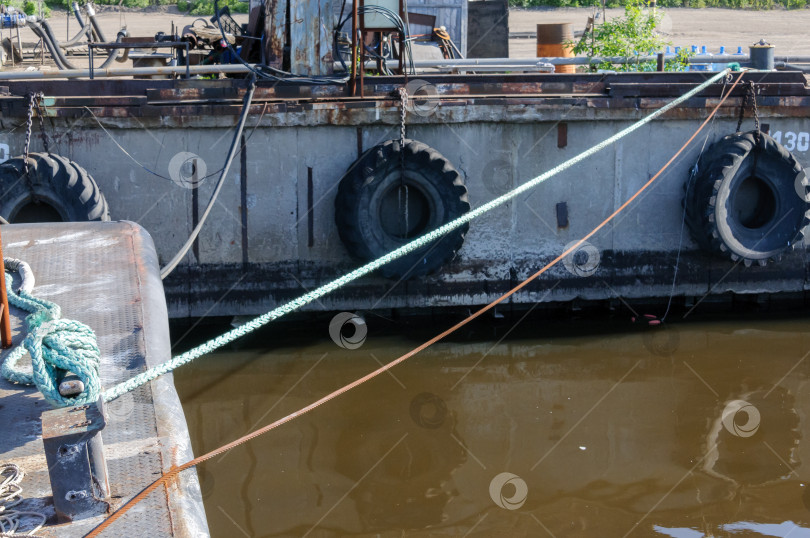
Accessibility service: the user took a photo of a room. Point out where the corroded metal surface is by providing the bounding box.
[0,72,804,126]
[0,72,806,318]
[263,0,285,69]
[0,222,208,536]
[290,0,333,75]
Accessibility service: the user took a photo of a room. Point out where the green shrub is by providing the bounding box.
[512,0,810,8]
[187,0,248,14]
[570,0,691,71]
[42,0,249,13]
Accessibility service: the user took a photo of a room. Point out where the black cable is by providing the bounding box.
[363,43,392,75]
[337,0,347,31]
[333,0,348,73]
[338,5,415,74]
[98,31,127,69]
[87,11,107,43]
[80,98,270,185]
[58,10,92,48]
[71,1,84,27]
[34,19,120,70]
[160,75,258,279]
[59,23,91,49]
[28,21,73,69]
[213,0,348,84]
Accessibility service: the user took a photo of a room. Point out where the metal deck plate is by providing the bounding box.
[0,221,208,537]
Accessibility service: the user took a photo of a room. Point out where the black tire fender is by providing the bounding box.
[684,131,810,265]
[335,139,470,280]
[0,153,110,223]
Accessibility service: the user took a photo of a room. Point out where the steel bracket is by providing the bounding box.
[41,397,110,522]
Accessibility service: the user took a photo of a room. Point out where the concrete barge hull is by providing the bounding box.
[0,73,807,317]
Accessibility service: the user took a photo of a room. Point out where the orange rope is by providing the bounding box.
[87,71,743,537]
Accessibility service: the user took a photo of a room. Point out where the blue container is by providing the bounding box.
[2,13,26,28]
[710,46,726,71]
[691,45,710,71]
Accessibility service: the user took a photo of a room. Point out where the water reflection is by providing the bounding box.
[174,315,810,536]
[334,391,466,530]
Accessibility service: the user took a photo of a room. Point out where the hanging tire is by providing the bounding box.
[684,131,810,265]
[0,153,109,223]
[335,139,470,280]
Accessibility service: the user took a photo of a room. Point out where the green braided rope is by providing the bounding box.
[101,70,729,402]
[1,266,102,408]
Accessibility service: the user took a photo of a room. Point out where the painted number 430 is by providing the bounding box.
[771,131,810,152]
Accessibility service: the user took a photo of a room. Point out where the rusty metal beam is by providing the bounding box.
[0,71,804,123]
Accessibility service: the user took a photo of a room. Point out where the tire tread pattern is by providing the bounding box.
[684,131,809,265]
[335,139,469,280]
[0,152,109,222]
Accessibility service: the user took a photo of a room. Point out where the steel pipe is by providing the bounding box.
[0,63,255,80]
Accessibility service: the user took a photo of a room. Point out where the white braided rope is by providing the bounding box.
[0,464,45,537]
[2,260,33,294]
[102,69,730,402]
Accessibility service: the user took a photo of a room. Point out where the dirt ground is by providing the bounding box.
[5,5,810,68]
[14,6,248,47]
[509,7,810,58]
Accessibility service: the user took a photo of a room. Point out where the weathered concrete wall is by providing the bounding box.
[0,89,807,318]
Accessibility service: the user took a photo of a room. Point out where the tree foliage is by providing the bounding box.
[512,0,805,8]
[571,0,690,71]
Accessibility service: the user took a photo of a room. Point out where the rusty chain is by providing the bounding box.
[736,81,760,137]
[398,86,409,238]
[750,81,760,138]
[33,94,49,154]
[22,93,36,180]
[735,81,762,177]
[22,92,46,202]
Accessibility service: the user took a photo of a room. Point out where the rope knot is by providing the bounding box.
[26,304,58,327]
[1,264,101,408]
[25,318,101,407]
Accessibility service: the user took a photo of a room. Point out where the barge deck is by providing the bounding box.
[0,221,208,536]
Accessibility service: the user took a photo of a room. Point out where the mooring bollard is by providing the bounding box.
[41,398,110,522]
[750,39,775,70]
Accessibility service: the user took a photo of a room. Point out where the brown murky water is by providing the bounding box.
[174,313,810,537]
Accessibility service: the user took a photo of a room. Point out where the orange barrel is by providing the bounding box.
[536,23,575,74]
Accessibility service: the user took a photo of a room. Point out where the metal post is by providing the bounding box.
[657,52,665,72]
[0,226,11,348]
[88,34,94,80]
[350,0,358,96]
[359,0,365,98]
[398,0,404,76]
[750,39,774,70]
[15,26,21,62]
[42,398,110,522]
